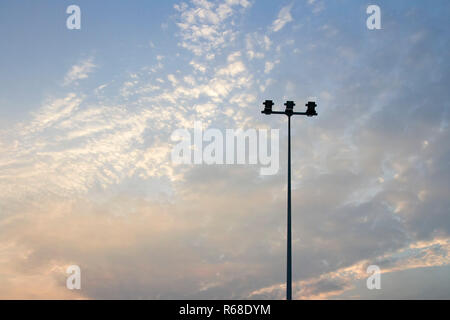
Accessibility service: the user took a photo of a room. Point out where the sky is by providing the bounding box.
[0,0,449,299]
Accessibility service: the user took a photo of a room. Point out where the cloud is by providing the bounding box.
[264,61,274,74]
[63,57,96,86]
[249,237,450,299]
[271,4,293,32]
[307,0,325,14]
[168,74,178,86]
[175,0,251,56]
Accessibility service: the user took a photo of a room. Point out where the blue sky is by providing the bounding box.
[0,0,449,299]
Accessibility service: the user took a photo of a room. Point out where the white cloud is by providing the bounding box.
[175,0,251,56]
[190,60,207,73]
[264,61,275,74]
[307,0,325,14]
[245,33,271,60]
[264,60,279,74]
[271,4,293,32]
[216,61,246,76]
[168,74,178,86]
[63,57,96,86]
[195,103,217,118]
[184,75,197,86]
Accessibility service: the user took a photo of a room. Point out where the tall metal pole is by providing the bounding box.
[261,100,317,301]
[287,115,292,300]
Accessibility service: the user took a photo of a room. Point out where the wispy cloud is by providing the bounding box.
[175,0,251,56]
[271,4,293,32]
[307,0,325,14]
[63,57,96,86]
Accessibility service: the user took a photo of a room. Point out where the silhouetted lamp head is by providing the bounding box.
[262,100,274,114]
[305,101,318,117]
[285,101,295,115]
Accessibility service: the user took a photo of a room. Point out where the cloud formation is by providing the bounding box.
[63,57,96,86]
[0,0,449,299]
[271,4,293,32]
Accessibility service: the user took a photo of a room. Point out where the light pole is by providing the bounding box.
[261,100,318,300]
